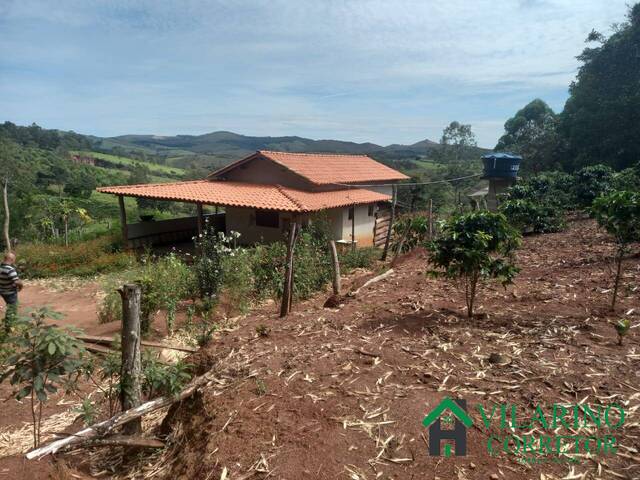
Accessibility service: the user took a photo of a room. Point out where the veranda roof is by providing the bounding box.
[97,180,391,212]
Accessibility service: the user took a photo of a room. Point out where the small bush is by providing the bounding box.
[500,199,566,234]
[340,247,379,272]
[98,253,195,333]
[390,215,430,254]
[428,211,521,317]
[574,164,614,208]
[250,242,287,300]
[17,236,133,278]
[220,248,254,314]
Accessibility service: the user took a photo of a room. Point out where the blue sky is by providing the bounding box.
[0,0,629,148]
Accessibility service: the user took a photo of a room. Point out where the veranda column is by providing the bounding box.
[118,195,128,249]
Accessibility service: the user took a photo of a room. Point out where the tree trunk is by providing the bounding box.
[2,178,10,253]
[118,284,142,436]
[329,240,341,295]
[63,217,69,247]
[280,222,298,317]
[381,185,397,261]
[428,199,433,240]
[611,250,624,311]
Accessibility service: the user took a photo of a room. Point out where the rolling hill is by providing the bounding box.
[94,130,452,160]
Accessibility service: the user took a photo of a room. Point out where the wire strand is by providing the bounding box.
[331,173,482,188]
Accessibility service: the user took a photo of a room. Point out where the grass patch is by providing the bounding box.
[17,236,134,278]
[73,151,186,177]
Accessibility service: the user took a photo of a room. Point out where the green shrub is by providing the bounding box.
[142,353,192,398]
[17,236,133,278]
[98,253,195,334]
[340,247,379,272]
[292,231,332,299]
[428,211,521,317]
[0,309,89,447]
[220,248,254,314]
[193,229,239,304]
[591,190,640,309]
[390,215,430,254]
[500,199,566,234]
[250,242,287,300]
[574,164,614,208]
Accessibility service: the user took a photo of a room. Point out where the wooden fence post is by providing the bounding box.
[329,240,341,295]
[280,222,298,317]
[381,185,397,261]
[118,283,142,435]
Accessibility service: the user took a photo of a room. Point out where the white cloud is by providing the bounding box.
[0,0,630,147]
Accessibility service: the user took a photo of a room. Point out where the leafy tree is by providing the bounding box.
[64,168,98,199]
[0,309,89,448]
[591,190,640,310]
[128,163,157,210]
[560,4,640,170]
[438,121,477,163]
[495,99,562,174]
[428,211,521,317]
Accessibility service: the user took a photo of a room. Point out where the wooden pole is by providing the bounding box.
[329,240,341,295]
[351,207,356,252]
[381,185,397,261]
[118,284,142,435]
[280,222,298,317]
[3,178,11,253]
[196,203,204,235]
[118,196,128,249]
[428,198,433,240]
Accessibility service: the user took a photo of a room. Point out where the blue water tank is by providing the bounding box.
[481,153,522,179]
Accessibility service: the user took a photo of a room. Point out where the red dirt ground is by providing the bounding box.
[145,218,639,480]
[3,218,640,479]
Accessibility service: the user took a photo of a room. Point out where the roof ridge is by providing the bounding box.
[259,150,369,158]
[275,184,306,210]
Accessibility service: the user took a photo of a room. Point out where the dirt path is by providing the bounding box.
[8,281,123,337]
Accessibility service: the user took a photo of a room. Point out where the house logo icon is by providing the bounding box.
[422,397,473,457]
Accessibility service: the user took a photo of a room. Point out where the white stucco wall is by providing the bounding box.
[225,204,378,247]
[338,203,377,247]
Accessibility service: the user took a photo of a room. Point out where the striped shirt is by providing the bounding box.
[0,263,19,295]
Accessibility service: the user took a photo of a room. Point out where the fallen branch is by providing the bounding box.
[75,434,165,449]
[349,269,394,296]
[75,335,197,353]
[26,371,214,460]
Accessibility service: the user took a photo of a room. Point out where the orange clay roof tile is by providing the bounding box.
[97,180,390,212]
[210,150,409,185]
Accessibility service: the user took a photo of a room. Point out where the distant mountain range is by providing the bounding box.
[93,130,487,161]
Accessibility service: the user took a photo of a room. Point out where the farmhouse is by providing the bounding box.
[97,150,408,248]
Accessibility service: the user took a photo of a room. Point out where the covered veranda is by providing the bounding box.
[97,180,391,249]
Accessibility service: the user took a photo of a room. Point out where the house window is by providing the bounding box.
[368,204,375,217]
[255,209,279,228]
[348,207,354,220]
